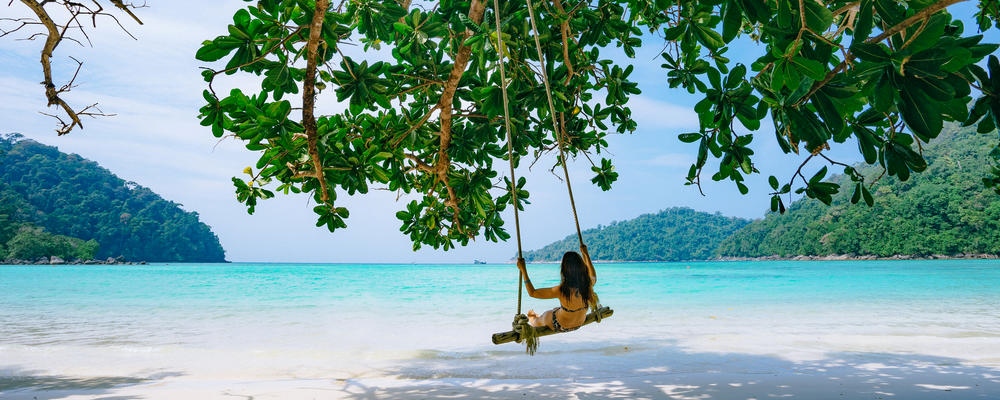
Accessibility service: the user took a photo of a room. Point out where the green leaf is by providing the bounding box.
[775,0,794,28]
[233,8,250,28]
[897,86,942,142]
[883,135,927,180]
[854,0,875,40]
[852,125,880,164]
[872,71,895,112]
[902,13,948,53]
[725,64,747,89]
[787,107,830,151]
[874,0,905,26]
[771,62,789,92]
[817,94,848,138]
[851,42,891,63]
[692,23,725,50]
[196,37,244,62]
[910,75,955,102]
[678,132,702,143]
[738,0,771,23]
[810,166,828,183]
[770,194,787,213]
[590,158,619,191]
[790,56,826,81]
[721,2,743,43]
[802,0,833,32]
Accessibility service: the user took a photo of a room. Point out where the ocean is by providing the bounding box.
[1,260,999,398]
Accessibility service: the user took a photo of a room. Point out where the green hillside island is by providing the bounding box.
[718,126,1000,259]
[0,133,226,263]
[522,207,750,262]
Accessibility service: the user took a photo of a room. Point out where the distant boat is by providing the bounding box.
[473,259,487,265]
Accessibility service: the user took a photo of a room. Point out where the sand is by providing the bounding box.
[3,342,999,399]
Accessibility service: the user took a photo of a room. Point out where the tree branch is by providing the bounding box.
[14,0,142,135]
[433,0,485,215]
[304,0,332,203]
[866,0,966,44]
[20,0,80,135]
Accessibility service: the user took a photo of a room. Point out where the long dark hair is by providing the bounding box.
[559,251,595,306]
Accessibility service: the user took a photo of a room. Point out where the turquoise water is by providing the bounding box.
[1,259,999,379]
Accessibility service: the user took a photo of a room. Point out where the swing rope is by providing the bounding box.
[525,0,602,320]
[492,0,522,314]
[525,0,585,247]
[492,0,612,355]
[494,0,539,355]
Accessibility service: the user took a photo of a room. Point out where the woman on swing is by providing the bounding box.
[517,245,598,332]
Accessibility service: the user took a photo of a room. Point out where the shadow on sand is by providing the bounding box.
[0,367,183,400]
[337,340,1000,400]
[2,343,997,399]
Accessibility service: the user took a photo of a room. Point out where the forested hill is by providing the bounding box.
[717,127,1000,258]
[0,133,226,262]
[522,207,750,262]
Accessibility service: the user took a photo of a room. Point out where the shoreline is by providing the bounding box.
[527,253,1000,263]
[580,253,1000,264]
[0,256,145,265]
[715,252,1000,262]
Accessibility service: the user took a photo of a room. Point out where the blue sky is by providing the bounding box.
[2,1,989,263]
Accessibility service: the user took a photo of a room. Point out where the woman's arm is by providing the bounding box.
[581,244,597,284]
[518,257,559,299]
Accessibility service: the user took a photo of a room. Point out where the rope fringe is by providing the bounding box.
[591,292,602,323]
[512,314,539,355]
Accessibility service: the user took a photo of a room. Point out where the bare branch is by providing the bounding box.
[11,0,142,135]
[109,0,143,25]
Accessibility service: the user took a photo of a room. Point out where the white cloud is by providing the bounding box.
[628,95,699,130]
[643,153,695,168]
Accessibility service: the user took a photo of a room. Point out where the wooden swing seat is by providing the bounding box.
[491,306,614,345]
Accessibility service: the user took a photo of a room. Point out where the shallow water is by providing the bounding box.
[1,260,998,380]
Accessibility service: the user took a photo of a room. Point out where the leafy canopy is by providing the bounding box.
[193,0,1000,250]
[197,0,636,250]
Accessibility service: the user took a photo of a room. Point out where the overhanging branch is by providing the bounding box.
[14,0,143,135]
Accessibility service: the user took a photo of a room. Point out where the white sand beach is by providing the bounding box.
[3,342,999,399]
[0,328,1000,400]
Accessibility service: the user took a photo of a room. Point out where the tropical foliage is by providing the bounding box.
[0,133,227,262]
[195,0,637,252]
[193,0,1000,251]
[522,207,749,261]
[4,225,99,261]
[718,126,1000,258]
[8,1,1000,252]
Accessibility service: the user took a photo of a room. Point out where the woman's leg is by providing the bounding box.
[527,308,555,330]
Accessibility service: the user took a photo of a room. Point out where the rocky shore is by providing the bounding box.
[1,256,146,265]
[718,253,1000,261]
